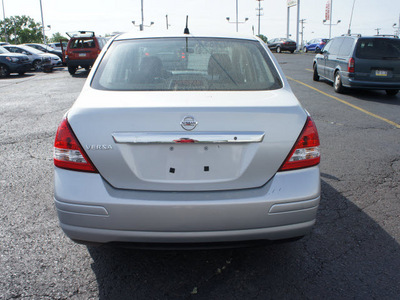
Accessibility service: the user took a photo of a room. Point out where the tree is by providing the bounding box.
[0,15,44,44]
[257,34,268,43]
[50,32,68,43]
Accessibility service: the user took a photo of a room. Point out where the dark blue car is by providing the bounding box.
[0,46,31,78]
[303,38,329,53]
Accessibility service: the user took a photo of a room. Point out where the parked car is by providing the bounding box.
[267,38,297,53]
[64,31,107,74]
[0,46,31,78]
[24,43,63,60]
[48,41,68,51]
[53,30,321,247]
[313,34,400,96]
[3,44,62,71]
[303,38,329,53]
[0,42,10,46]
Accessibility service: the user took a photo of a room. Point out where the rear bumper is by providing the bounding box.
[343,76,400,90]
[54,166,321,244]
[52,60,63,67]
[281,45,296,51]
[66,58,95,68]
[8,62,31,74]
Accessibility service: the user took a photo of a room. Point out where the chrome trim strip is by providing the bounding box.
[112,132,265,144]
[268,197,320,214]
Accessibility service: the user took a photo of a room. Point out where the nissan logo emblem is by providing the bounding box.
[181,116,198,131]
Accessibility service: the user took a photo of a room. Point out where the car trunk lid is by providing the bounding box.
[67,89,307,191]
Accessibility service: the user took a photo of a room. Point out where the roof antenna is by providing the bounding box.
[184,15,190,34]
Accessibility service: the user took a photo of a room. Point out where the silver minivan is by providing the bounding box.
[313,35,400,96]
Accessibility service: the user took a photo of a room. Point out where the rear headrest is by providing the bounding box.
[139,56,163,78]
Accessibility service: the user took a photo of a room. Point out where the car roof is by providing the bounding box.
[114,29,258,42]
[336,35,399,40]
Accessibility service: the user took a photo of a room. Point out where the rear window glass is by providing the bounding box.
[91,38,283,91]
[356,38,400,59]
[70,39,96,49]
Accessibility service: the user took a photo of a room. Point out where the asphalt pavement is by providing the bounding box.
[0,57,399,299]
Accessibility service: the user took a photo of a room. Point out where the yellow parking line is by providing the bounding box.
[286,76,400,129]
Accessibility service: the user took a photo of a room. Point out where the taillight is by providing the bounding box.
[279,116,320,171]
[348,57,355,73]
[54,117,98,172]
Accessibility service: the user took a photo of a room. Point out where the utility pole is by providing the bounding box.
[1,0,8,43]
[256,0,263,36]
[300,18,306,50]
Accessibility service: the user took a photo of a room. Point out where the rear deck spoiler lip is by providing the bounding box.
[112,131,265,144]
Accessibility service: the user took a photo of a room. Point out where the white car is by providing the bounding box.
[3,44,62,71]
[48,41,67,51]
[54,30,321,248]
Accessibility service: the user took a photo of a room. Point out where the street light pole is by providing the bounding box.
[132,0,154,31]
[236,0,238,32]
[226,0,248,33]
[323,0,340,38]
[296,0,300,51]
[2,0,8,43]
[141,0,144,31]
[329,0,332,39]
[39,0,46,44]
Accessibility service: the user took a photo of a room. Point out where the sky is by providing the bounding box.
[2,0,400,42]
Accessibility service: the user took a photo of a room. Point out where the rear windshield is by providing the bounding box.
[280,39,295,43]
[70,38,97,49]
[355,38,400,59]
[91,38,283,91]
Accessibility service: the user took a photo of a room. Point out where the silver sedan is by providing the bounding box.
[54,30,321,247]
